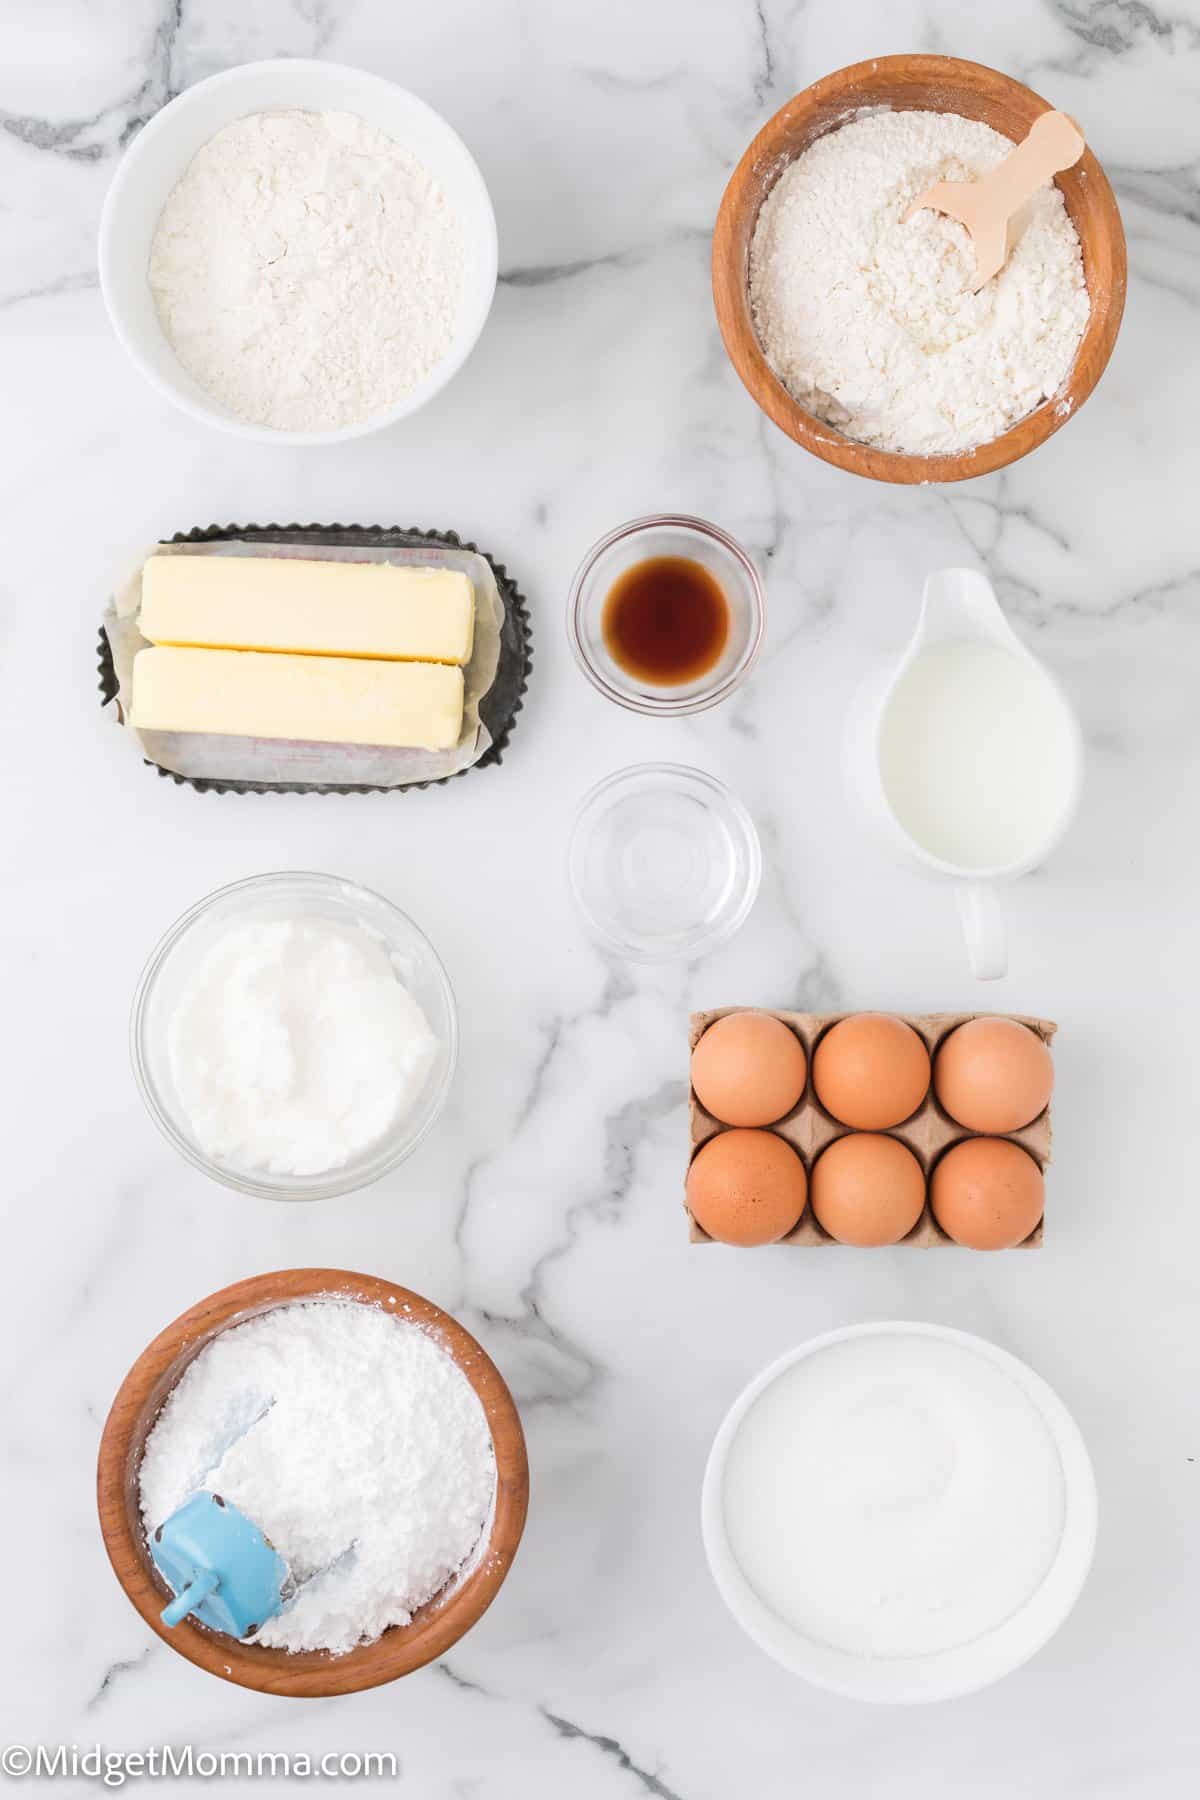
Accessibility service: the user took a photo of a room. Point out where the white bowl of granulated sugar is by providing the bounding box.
[99,60,498,445]
[702,1322,1098,1703]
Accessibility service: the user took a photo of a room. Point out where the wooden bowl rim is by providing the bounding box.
[96,1267,529,1697]
[712,53,1128,485]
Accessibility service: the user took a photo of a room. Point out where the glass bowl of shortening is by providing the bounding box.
[131,872,458,1200]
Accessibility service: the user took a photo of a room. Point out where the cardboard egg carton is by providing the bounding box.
[687,1010,1056,1247]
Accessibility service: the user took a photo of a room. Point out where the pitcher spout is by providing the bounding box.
[914,567,1021,654]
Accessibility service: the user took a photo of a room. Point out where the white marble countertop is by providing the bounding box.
[2,1,1198,1793]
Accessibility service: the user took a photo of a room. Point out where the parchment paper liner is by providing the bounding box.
[98,524,532,794]
[687,1010,1056,1248]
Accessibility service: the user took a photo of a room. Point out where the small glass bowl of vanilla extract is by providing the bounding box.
[567,515,765,715]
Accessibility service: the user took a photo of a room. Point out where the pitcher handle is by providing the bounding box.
[955,882,1007,981]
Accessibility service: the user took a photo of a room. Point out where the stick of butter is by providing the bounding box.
[131,646,465,751]
[139,555,475,665]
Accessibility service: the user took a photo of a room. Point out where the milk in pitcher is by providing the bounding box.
[878,641,1078,871]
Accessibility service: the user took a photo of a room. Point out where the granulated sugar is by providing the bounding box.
[722,1331,1066,1660]
[139,1300,495,1654]
[749,109,1090,455]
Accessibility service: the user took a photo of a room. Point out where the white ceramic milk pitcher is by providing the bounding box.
[843,568,1084,979]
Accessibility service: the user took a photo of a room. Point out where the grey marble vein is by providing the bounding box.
[541,1711,684,1800]
[500,227,709,290]
[86,1647,154,1712]
[0,269,98,312]
[1051,0,1195,55]
[752,0,778,106]
[1,0,183,161]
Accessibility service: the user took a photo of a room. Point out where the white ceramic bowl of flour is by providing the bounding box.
[99,60,497,445]
[702,1322,1097,1703]
[131,871,458,1200]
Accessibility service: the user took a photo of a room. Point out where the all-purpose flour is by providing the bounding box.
[749,110,1090,455]
[139,1300,496,1655]
[149,109,464,432]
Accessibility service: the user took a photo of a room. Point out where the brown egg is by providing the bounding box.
[930,1138,1044,1250]
[690,1012,807,1127]
[934,1018,1054,1133]
[686,1129,807,1246]
[811,1014,931,1129]
[810,1133,927,1246]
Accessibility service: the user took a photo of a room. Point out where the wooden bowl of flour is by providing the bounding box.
[713,55,1126,484]
[97,1269,529,1697]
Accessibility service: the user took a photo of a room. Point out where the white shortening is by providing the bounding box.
[166,914,439,1174]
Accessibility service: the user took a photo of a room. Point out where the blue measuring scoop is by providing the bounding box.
[149,1491,289,1639]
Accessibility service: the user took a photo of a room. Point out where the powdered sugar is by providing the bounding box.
[149,109,463,432]
[139,1300,496,1655]
[749,110,1090,456]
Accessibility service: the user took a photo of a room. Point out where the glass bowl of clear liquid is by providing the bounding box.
[568,763,762,962]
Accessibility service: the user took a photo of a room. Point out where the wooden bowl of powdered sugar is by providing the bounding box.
[97,1268,529,1696]
[713,54,1126,484]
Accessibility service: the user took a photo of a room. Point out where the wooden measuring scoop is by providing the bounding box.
[906,111,1086,291]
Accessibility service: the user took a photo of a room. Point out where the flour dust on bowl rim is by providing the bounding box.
[98,58,498,445]
[96,1268,530,1697]
[701,1321,1097,1703]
